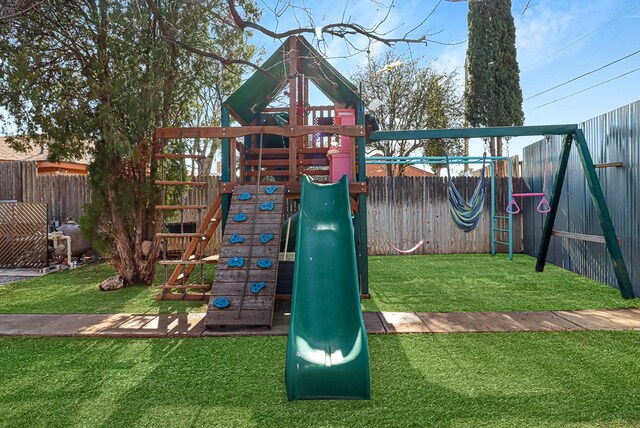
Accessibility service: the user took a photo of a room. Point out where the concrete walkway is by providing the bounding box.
[1,308,640,338]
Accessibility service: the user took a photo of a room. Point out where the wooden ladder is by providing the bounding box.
[156,194,223,301]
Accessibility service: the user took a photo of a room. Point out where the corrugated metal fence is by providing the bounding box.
[522,100,640,295]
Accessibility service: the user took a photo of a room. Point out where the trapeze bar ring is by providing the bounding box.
[506,199,521,214]
[537,197,551,214]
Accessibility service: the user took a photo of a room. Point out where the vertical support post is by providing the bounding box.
[221,106,231,233]
[573,129,634,298]
[288,37,298,183]
[355,96,369,296]
[536,134,573,272]
[508,157,513,260]
[491,161,496,256]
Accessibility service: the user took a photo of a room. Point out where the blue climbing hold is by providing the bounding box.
[233,212,247,222]
[265,185,277,195]
[229,233,244,244]
[250,282,267,294]
[256,258,272,269]
[260,233,274,244]
[238,192,252,201]
[259,201,275,211]
[228,257,244,268]
[212,297,230,309]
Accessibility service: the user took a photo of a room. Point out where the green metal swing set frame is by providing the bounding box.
[368,125,634,299]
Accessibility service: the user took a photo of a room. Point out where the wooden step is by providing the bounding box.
[156,284,211,290]
[156,233,207,238]
[158,260,207,265]
[202,255,219,264]
[155,293,211,301]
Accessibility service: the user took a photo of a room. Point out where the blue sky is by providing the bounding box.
[2,0,638,158]
[253,0,640,156]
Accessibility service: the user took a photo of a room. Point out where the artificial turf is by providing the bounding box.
[0,254,636,314]
[0,263,213,314]
[1,331,640,427]
[363,254,639,313]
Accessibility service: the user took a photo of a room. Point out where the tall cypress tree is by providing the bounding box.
[465,0,524,129]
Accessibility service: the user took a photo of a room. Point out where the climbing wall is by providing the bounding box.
[205,185,285,328]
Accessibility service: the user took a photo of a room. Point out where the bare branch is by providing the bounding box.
[227,0,433,46]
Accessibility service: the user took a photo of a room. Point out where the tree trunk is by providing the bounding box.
[496,136,505,177]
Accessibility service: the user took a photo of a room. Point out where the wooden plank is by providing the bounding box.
[157,284,211,290]
[224,212,284,225]
[215,269,277,283]
[205,309,272,327]
[155,293,210,301]
[222,224,282,236]
[156,233,207,238]
[222,234,282,247]
[219,245,279,258]
[155,125,366,139]
[210,282,276,296]
[219,181,367,195]
[208,295,274,311]
[217,257,277,270]
[158,260,207,265]
[552,230,621,244]
[594,162,623,168]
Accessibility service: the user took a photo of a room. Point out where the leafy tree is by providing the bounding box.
[0,1,256,284]
[0,0,458,285]
[352,52,464,176]
[423,72,465,174]
[465,0,523,175]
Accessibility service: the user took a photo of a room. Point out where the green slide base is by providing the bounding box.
[285,175,371,401]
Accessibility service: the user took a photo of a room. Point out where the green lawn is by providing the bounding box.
[0,254,637,314]
[0,263,213,314]
[1,331,640,427]
[363,254,639,313]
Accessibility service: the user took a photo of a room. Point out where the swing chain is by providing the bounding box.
[542,135,551,194]
[482,137,489,155]
[504,136,511,160]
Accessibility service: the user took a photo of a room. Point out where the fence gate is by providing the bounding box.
[0,203,48,269]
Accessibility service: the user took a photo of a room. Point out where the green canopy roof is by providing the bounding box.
[224,36,360,125]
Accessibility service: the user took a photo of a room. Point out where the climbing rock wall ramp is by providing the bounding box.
[205,185,285,328]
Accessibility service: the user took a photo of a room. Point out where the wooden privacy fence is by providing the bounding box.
[367,176,523,255]
[1,161,524,256]
[0,161,90,223]
[0,202,48,268]
[0,161,222,257]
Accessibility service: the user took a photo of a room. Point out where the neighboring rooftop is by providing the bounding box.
[0,137,89,163]
[0,137,89,175]
[0,137,50,161]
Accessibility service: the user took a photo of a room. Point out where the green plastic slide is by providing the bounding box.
[285,175,371,400]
